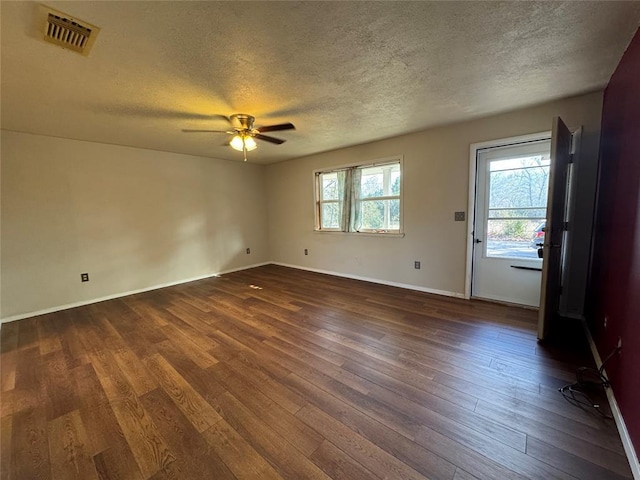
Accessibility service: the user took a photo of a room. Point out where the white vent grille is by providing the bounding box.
[42,8,100,56]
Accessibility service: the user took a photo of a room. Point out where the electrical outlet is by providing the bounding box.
[414,261,421,269]
[454,211,465,222]
[246,248,251,254]
[304,249,308,255]
[81,273,89,282]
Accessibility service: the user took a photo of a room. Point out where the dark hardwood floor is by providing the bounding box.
[0,264,633,479]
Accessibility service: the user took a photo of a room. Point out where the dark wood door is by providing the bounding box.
[538,117,572,340]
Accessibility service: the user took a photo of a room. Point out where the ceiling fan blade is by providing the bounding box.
[255,133,286,145]
[182,129,230,133]
[256,122,295,133]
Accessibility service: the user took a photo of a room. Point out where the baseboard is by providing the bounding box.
[272,262,466,299]
[582,320,640,479]
[0,262,271,325]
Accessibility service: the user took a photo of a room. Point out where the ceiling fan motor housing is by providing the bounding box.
[231,114,255,131]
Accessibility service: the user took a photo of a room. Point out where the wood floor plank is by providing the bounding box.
[140,387,236,480]
[40,350,80,420]
[112,348,158,397]
[36,316,63,356]
[0,348,17,393]
[1,415,13,480]
[10,407,51,480]
[310,440,380,480]
[2,265,633,480]
[161,322,219,369]
[47,409,99,480]
[226,350,308,414]
[202,418,284,480]
[107,396,176,479]
[153,339,227,404]
[71,363,122,457]
[0,320,20,352]
[454,468,482,480]
[210,361,322,457]
[525,436,632,480]
[143,353,221,433]
[475,399,630,470]
[16,317,39,351]
[92,444,145,480]
[90,350,175,478]
[287,372,458,480]
[1,322,19,392]
[296,403,438,480]
[213,391,331,480]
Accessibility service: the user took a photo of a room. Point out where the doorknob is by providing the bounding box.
[475,239,482,244]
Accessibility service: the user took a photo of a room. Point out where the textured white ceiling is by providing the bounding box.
[1,1,639,164]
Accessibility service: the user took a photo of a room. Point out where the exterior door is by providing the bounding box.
[538,117,573,340]
[472,138,551,306]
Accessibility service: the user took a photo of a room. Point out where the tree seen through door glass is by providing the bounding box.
[487,155,550,259]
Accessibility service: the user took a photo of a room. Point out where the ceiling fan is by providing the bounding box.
[182,113,295,161]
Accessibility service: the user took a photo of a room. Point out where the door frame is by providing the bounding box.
[464,131,552,300]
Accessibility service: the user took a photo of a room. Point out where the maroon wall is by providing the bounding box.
[590,27,640,456]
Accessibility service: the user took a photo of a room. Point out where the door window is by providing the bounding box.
[486,155,550,259]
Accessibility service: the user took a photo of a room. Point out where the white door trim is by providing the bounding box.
[465,131,552,300]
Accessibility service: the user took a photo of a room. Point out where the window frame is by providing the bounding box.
[314,156,404,235]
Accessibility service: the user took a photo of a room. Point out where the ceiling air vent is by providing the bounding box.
[42,7,100,56]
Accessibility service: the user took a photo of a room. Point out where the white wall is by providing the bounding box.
[1,131,269,320]
[265,92,603,308]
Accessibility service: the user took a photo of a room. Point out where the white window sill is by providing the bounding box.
[314,230,405,238]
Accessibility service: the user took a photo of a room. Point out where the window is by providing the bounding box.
[486,154,550,259]
[315,159,402,234]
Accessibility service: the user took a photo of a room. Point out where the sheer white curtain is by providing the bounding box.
[336,167,363,232]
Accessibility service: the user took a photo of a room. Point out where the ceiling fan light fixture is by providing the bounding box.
[230,134,257,152]
[244,136,257,151]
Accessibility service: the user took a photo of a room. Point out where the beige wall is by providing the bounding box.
[1,91,603,321]
[265,91,603,309]
[1,131,269,320]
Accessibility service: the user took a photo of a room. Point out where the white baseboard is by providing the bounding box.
[0,262,270,325]
[272,262,466,299]
[582,320,640,479]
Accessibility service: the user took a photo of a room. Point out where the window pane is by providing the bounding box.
[321,202,341,229]
[321,172,340,201]
[389,199,400,229]
[361,200,384,229]
[489,160,550,211]
[360,199,399,231]
[486,219,544,259]
[391,170,401,195]
[360,168,384,198]
[490,155,550,172]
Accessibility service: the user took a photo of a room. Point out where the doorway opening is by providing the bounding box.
[466,132,551,307]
